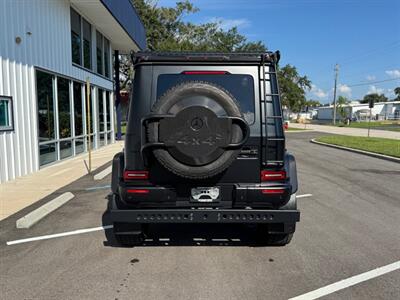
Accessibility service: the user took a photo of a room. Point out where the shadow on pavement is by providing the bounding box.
[102,209,277,248]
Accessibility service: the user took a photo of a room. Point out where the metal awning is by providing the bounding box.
[71,0,146,52]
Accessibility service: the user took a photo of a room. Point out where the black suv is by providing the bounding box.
[109,52,299,246]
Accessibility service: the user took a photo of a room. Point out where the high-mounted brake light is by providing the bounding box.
[123,170,149,181]
[182,71,228,75]
[261,170,286,181]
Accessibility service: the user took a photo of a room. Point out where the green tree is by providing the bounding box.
[305,100,322,107]
[132,0,265,52]
[119,0,266,90]
[278,65,311,112]
[337,95,349,120]
[360,93,388,104]
[394,87,400,100]
[127,0,311,111]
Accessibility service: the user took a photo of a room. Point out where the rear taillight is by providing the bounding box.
[262,189,285,195]
[261,170,286,181]
[127,189,149,194]
[123,170,149,181]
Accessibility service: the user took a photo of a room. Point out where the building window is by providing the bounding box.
[0,96,14,131]
[104,38,110,78]
[36,69,113,167]
[98,89,106,146]
[36,71,55,142]
[57,78,71,139]
[73,82,83,136]
[70,8,81,65]
[85,84,94,135]
[106,91,111,132]
[70,7,111,77]
[96,31,103,75]
[82,18,92,69]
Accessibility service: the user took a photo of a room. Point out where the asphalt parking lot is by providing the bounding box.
[1,131,399,300]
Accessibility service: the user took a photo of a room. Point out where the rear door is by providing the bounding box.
[150,65,261,184]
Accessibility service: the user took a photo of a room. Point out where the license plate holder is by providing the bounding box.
[191,187,220,202]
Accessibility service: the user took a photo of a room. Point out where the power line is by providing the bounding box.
[339,40,400,65]
[347,78,400,87]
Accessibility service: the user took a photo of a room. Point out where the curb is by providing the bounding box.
[16,192,75,229]
[310,139,400,163]
[285,129,313,133]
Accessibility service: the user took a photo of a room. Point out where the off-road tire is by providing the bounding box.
[264,233,293,246]
[113,223,145,247]
[148,81,245,179]
[115,233,145,247]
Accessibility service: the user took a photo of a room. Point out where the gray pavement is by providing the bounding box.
[1,132,399,300]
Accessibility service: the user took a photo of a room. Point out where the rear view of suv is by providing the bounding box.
[108,52,299,246]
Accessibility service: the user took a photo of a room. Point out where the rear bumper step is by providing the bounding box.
[109,208,300,224]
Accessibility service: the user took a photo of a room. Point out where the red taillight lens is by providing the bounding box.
[261,170,286,181]
[127,189,149,194]
[181,71,228,75]
[262,189,285,195]
[123,170,149,181]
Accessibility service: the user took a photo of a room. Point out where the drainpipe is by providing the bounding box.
[114,50,122,140]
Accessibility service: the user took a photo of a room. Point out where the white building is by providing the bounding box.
[316,101,400,121]
[0,0,146,183]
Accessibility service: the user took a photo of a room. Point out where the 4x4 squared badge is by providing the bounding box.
[159,106,231,150]
[175,134,224,146]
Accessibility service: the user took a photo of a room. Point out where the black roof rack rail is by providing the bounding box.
[132,51,281,64]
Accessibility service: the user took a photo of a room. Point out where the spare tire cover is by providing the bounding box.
[147,81,246,179]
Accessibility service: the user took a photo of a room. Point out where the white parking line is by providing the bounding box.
[6,225,114,246]
[93,166,112,180]
[297,194,313,199]
[289,260,400,300]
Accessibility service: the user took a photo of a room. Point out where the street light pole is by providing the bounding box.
[333,64,339,125]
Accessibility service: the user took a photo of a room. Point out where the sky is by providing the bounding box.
[158,0,400,103]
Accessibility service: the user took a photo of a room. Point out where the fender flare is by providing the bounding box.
[111,152,124,194]
[284,151,298,194]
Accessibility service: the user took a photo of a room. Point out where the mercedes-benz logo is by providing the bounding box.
[190,117,203,131]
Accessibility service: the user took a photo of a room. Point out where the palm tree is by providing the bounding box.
[337,96,349,121]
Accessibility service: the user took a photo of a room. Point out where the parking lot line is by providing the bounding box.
[289,260,400,300]
[297,194,313,199]
[6,225,114,246]
[85,185,111,191]
[94,166,112,180]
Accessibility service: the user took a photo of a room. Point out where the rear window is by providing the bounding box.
[157,74,255,124]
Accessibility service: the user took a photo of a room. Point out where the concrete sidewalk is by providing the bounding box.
[0,142,123,221]
[290,123,400,139]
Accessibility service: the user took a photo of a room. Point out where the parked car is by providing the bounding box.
[108,51,300,246]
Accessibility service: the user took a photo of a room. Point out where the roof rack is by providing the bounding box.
[132,51,280,64]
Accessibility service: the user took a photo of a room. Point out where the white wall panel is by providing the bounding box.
[0,0,116,183]
[0,58,38,183]
[0,0,113,89]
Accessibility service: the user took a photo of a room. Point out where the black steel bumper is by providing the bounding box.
[109,208,299,224]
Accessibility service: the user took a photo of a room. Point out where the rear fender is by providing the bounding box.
[111,152,124,194]
[284,152,298,194]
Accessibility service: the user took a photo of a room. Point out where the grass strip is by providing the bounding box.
[316,135,400,158]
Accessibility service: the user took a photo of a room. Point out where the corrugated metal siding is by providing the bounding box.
[0,0,113,89]
[0,0,116,183]
[0,58,38,183]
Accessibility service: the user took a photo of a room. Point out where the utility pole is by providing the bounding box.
[332,64,339,125]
